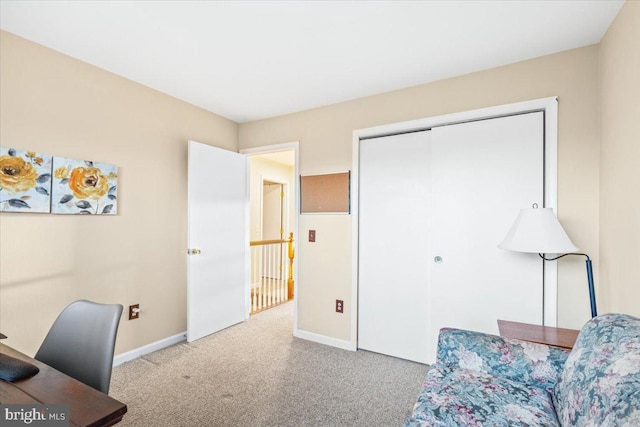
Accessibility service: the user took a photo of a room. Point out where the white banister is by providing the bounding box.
[249,234,294,315]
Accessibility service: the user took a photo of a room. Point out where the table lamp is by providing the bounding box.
[498,204,597,318]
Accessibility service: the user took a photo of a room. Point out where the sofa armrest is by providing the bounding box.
[436,327,570,392]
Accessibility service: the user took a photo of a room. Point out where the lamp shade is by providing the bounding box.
[498,207,578,254]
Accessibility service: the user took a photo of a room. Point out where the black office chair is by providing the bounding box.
[35,300,123,394]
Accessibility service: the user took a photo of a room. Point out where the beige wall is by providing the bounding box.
[3,3,636,358]
[599,2,640,317]
[0,31,239,356]
[240,45,602,337]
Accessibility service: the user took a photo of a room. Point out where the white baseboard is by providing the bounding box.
[294,328,356,351]
[113,331,186,367]
[114,329,353,366]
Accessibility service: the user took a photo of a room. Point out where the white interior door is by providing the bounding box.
[427,112,544,361]
[358,131,432,363]
[187,140,249,342]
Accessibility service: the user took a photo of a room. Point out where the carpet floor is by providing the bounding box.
[110,302,428,427]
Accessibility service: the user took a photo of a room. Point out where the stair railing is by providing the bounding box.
[249,233,294,314]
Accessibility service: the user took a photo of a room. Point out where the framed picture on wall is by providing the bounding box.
[51,157,118,215]
[0,147,53,213]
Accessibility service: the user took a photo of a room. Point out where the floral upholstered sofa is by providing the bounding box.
[403,313,640,426]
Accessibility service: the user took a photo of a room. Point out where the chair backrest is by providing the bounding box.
[553,313,640,426]
[35,300,123,394]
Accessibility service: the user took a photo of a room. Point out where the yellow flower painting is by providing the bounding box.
[51,157,117,215]
[0,147,52,213]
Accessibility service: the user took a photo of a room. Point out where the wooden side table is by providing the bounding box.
[497,320,580,350]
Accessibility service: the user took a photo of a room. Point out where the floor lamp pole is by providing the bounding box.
[585,257,597,318]
[540,253,598,319]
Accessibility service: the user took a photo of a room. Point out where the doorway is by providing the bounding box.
[243,145,299,318]
[187,141,299,343]
[262,181,286,242]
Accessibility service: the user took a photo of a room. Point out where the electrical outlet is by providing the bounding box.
[129,304,140,320]
[309,230,316,242]
[336,299,344,313]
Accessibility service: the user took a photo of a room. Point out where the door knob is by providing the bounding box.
[434,256,443,264]
[187,248,201,255]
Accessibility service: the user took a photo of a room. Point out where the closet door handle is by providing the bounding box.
[434,256,443,264]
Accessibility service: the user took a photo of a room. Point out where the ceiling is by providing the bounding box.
[0,1,624,124]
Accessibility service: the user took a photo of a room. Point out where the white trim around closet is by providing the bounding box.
[350,97,559,352]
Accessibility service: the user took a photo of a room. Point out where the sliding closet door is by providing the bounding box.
[358,111,545,364]
[358,131,432,363]
[427,112,544,361]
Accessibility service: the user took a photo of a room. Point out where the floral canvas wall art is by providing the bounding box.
[51,157,117,215]
[0,147,53,213]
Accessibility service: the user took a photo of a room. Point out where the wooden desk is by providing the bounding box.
[497,320,580,350]
[0,343,127,426]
